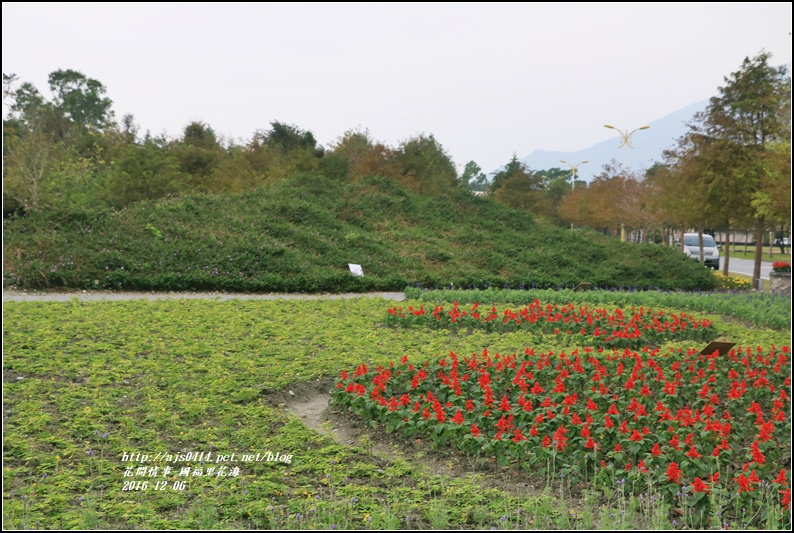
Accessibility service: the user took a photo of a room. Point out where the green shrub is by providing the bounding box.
[4,175,716,292]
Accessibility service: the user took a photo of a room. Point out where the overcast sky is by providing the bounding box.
[2,2,791,173]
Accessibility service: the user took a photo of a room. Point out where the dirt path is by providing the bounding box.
[268,380,552,495]
[3,290,406,302]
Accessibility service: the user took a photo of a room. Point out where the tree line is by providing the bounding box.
[0,69,590,229]
[3,52,790,287]
[2,69,467,214]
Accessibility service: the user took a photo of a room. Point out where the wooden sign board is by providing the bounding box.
[699,341,736,357]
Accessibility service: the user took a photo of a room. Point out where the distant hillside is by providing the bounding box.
[519,101,707,181]
[2,176,716,292]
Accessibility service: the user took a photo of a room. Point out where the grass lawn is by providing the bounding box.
[3,294,791,530]
[722,248,791,263]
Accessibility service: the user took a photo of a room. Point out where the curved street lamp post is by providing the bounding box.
[603,124,650,170]
[603,124,650,241]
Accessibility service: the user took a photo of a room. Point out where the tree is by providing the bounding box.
[394,134,458,196]
[460,161,487,192]
[695,51,790,288]
[489,155,524,194]
[328,129,402,182]
[490,156,546,212]
[173,121,224,189]
[47,69,114,131]
[539,167,582,226]
[263,121,323,156]
[106,138,187,207]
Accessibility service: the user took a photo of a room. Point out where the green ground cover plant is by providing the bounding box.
[3,294,790,530]
[3,176,716,292]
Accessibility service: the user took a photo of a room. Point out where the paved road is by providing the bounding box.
[2,290,406,303]
[726,257,773,280]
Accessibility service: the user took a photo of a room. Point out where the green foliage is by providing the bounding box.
[460,160,487,192]
[105,139,188,207]
[4,176,718,292]
[394,134,458,196]
[47,69,114,131]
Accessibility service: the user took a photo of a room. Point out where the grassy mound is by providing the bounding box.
[3,176,716,292]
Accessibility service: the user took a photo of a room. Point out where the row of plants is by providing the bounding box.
[385,301,716,349]
[403,287,791,331]
[332,344,791,527]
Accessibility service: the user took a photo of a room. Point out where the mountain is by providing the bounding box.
[518,61,791,182]
[517,100,707,182]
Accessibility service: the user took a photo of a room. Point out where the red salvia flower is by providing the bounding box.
[692,477,710,493]
[780,487,791,510]
[512,429,527,443]
[498,395,512,412]
[651,443,662,456]
[749,442,766,465]
[666,462,683,484]
[757,420,775,442]
[735,473,754,493]
[774,469,788,485]
[686,445,702,459]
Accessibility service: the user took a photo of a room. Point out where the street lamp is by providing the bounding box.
[560,159,588,192]
[560,159,588,231]
[604,124,649,242]
[603,124,650,169]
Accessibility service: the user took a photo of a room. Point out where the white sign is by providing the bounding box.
[348,264,364,277]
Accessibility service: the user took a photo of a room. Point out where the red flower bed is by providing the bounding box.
[332,344,791,511]
[385,300,716,349]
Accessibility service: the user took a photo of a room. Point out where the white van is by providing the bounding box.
[682,233,720,270]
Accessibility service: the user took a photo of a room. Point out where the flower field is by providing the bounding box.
[335,299,791,528]
[385,301,716,348]
[3,295,791,530]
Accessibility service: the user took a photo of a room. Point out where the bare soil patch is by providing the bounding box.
[264,379,557,497]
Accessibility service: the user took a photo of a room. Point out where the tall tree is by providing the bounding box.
[696,51,790,288]
[328,129,402,182]
[48,69,114,131]
[490,156,546,212]
[394,134,458,196]
[460,160,487,192]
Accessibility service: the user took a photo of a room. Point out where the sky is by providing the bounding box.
[2,2,791,174]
